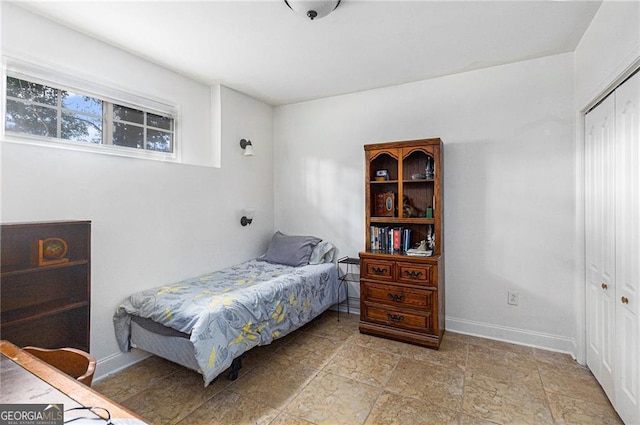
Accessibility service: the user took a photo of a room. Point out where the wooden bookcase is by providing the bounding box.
[1,221,91,351]
[359,138,444,348]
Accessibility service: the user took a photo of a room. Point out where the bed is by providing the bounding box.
[113,233,343,386]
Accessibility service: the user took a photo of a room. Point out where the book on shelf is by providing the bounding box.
[370,226,412,252]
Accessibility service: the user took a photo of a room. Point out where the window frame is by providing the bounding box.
[2,61,180,162]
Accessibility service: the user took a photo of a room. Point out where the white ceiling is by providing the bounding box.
[16,0,602,106]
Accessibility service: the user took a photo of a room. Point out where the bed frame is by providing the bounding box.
[117,260,345,385]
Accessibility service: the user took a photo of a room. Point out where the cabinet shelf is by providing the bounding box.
[1,299,89,328]
[370,217,435,224]
[402,179,435,184]
[1,259,89,277]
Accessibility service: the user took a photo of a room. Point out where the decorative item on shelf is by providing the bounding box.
[426,225,435,251]
[402,195,422,218]
[284,0,340,20]
[406,240,433,257]
[375,169,389,181]
[32,237,69,266]
[374,192,395,217]
[426,207,433,218]
[425,156,434,179]
[239,139,254,156]
[240,208,255,226]
[411,173,426,180]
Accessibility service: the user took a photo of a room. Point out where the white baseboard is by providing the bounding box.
[445,315,577,358]
[94,349,151,383]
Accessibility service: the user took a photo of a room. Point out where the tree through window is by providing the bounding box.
[5,76,174,154]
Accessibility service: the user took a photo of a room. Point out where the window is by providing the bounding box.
[4,76,175,156]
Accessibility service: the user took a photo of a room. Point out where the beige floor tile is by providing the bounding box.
[385,357,464,411]
[365,391,459,425]
[229,358,318,410]
[467,336,534,356]
[176,389,279,425]
[285,371,380,425]
[547,391,623,425]
[121,367,226,425]
[532,348,578,368]
[537,362,611,405]
[346,332,467,372]
[458,414,501,425]
[92,313,620,425]
[271,332,343,370]
[347,331,418,355]
[406,338,468,372]
[462,372,552,424]
[93,356,183,403]
[323,343,400,387]
[269,412,316,425]
[441,331,471,346]
[304,312,360,342]
[466,344,538,383]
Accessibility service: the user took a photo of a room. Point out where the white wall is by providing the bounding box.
[575,0,640,110]
[1,4,274,377]
[274,53,577,353]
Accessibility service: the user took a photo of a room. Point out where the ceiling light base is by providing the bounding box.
[284,0,341,21]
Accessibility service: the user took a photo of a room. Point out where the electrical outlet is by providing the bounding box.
[508,290,519,306]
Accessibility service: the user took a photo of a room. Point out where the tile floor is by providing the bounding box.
[94,311,623,425]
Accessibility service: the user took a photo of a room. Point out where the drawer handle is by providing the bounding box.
[601,283,608,290]
[387,293,405,302]
[371,267,388,275]
[404,270,423,280]
[621,296,629,304]
[387,313,404,323]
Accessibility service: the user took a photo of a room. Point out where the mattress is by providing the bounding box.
[130,317,199,372]
[114,259,342,385]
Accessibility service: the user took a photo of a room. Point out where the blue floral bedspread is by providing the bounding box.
[113,259,340,385]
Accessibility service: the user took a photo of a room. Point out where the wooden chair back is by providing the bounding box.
[23,346,97,387]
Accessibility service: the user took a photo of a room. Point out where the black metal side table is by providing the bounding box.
[337,256,359,321]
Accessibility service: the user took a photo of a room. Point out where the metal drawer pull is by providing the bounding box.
[371,267,388,275]
[404,270,423,279]
[387,313,404,323]
[601,283,608,290]
[621,296,629,304]
[387,293,405,302]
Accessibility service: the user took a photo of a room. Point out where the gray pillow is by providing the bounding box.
[309,241,337,264]
[262,231,321,267]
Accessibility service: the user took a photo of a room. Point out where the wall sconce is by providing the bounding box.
[241,208,255,226]
[240,139,254,156]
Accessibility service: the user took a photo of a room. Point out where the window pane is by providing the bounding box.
[62,91,102,116]
[6,77,58,106]
[113,122,143,149]
[113,104,143,124]
[147,129,173,152]
[62,112,102,144]
[147,113,173,130]
[5,99,57,137]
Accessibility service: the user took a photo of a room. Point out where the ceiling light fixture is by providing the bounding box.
[284,0,341,21]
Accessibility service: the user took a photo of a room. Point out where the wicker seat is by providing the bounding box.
[23,346,96,387]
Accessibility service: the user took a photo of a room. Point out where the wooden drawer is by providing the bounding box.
[362,304,434,334]
[361,281,433,310]
[396,262,435,286]
[361,258,394,281]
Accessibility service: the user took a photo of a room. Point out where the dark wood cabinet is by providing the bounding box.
[360,139,444,348]
[1,221,91,351]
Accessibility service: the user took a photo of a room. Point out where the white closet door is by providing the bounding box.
[614,70,640,425]
[585,94,617,400]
